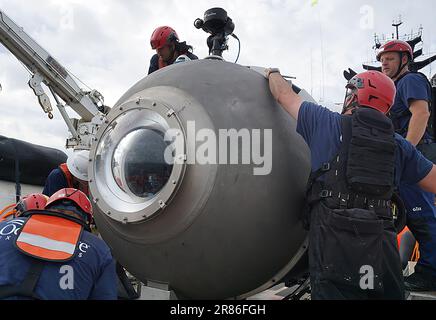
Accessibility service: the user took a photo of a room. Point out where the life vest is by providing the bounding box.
[388,71,435,141]
[0,211,84,299]
[397,226,420,266]
[304,108,397,292]
[59,163,89,196]
[306,107,396,218]
[59,163,74,188]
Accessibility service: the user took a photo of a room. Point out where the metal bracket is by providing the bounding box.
[138,281,178,300]
[28,72,53,119]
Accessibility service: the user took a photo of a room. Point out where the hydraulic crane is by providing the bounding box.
[0,10,107,150]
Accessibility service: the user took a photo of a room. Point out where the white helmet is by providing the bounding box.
[66,150,90,181]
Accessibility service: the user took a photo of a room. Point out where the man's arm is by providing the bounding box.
[147,54,159,75]
[418,164,436,193]
[267,70,302,120]
[406,100,430,146]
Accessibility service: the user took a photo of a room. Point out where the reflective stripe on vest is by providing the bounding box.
[16,214,82,262]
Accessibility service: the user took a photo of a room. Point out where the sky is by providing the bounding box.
[0,0,435,154]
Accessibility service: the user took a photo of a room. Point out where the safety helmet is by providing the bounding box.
[66,150,89,181]
[376,40,413,62]
[150,26,179,50]
[344,71,396,114]
[15,193,49,216]
[45,188,93,224]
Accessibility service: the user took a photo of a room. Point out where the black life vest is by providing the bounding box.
[306,107,396,219]
[388,71,434,141]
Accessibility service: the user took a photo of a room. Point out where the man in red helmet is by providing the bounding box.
[378,40,436,292]
[148,26,198,75]
[266,69,436,299]
[377,40,433,149]
[0,188,117,300]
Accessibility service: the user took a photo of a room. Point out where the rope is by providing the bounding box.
[0,204,17,222]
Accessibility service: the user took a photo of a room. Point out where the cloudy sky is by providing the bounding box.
[0,0,435,154]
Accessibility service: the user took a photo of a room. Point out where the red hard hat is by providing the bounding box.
[15,193,49,216]
[376,40,413,62]
[346,71,396,114]
[45,188,93,223]
[150,26,179,50]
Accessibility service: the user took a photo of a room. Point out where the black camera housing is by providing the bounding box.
[194,7,235,57]
[202,8,234,36]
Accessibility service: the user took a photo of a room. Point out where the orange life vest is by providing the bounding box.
[397,226,420,262]
[58,163,89,196]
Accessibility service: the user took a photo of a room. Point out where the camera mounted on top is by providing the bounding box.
[194,8,235,58]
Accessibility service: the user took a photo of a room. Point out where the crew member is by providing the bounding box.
[0,188,117,300]
[378,39,436,291]
[148,26,198,75]
[0,193,48,222]
[267,69,436,299]
[43,150,89,197]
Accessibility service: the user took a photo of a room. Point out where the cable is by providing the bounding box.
[18,55,93,92]
[231,34,241,64]
[65,67,93,91]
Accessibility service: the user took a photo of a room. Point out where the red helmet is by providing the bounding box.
[376,40,413,62]
[15,193,49,216]
[150,26,179,50]
[45,188,92,224]
[346,71,396,114]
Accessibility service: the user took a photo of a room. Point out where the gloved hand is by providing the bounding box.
[246,66,280,79]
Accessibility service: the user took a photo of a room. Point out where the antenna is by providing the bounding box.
[392,15,403,39]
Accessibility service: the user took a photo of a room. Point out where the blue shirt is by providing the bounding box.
[0,217,117,300]
[296,102,433,187]
[391,72,432,139]
[43,168,68,197]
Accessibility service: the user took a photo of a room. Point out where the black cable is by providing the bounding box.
[282,276,310,300]
[231,34,241,63]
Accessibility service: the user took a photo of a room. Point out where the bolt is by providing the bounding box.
[152,102,157,107]
[107,211,111,215]
[94,198,99,203]
[172,180,176,185]
[123,217,128,224]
